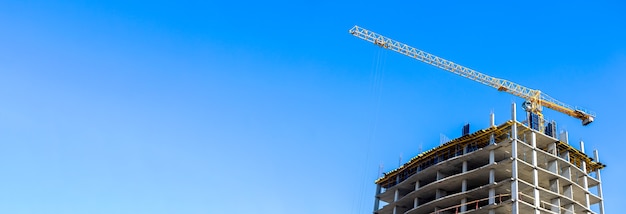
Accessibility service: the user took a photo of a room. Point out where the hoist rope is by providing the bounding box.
[352,48,387,214]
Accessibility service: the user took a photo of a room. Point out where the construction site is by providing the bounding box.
[349,26,607,214]
[371,108,605,214]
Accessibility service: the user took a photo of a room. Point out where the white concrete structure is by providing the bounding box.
[373,105,605,214]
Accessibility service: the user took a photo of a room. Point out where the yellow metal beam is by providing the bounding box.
[349,25,595,126]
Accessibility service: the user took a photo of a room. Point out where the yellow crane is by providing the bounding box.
[349,25,595,128]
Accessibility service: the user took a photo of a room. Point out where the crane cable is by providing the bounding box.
[351,47,387,214]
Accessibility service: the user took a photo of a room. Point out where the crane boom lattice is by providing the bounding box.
[349,25,595,126]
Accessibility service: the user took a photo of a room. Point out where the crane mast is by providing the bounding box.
[349,25,595,126]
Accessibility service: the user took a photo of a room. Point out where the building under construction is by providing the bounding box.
[348,25,606,214]
[372,105,606,214]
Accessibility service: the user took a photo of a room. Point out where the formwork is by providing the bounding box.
[373,107,606,214]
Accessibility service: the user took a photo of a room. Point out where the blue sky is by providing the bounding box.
[0,1,624,213]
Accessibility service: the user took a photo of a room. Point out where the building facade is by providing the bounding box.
[373,105,605,214]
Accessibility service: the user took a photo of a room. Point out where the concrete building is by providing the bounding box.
[373,104,606,214]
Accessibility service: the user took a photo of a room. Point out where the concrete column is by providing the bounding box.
[561,150,570,162]
[460,198,467,212]
[580,142,590,209]
[547,159,558,174]
[512,102,517,123]
[563,184,573,199]
[531,132,538,166]
[548,142,557,155]
[549,179,560,193]
[461,179,469,214]
[462,161,468,172]
[490,111,495,127]
[489,166,496,204]
[488,187,496,204]
[415,180,420,191]
[488,148,496,206]
[580,142,589,188]
[560,130,569,144]
[373,184,382,211]
[561,166,571,180]
[511,103,519,214]
[550,198,561,213]
[584,192,591,210]
[413,197,419,208]
[394,189,399,201]
[461,181,470,214]
[436,189,447,199]
[436,170,445,180]
[594,150,605,214]
[531,132,540,212]
[580,140,586,153]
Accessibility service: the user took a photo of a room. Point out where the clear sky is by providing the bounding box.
[0,1,624,213]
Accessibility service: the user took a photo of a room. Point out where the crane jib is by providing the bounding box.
[349,25,595,126]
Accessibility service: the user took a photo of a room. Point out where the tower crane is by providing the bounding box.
[349,25,595,128]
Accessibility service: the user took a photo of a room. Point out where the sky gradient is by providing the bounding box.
[0,1,625,213]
